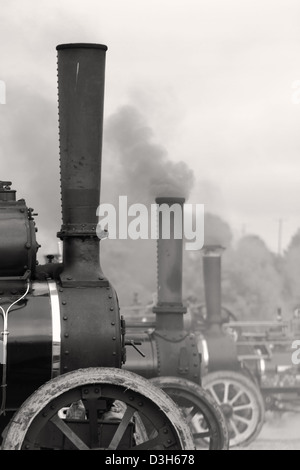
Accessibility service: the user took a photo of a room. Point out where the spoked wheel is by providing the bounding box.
[150,377,229,450]
[202,371,265,448]
[1,368,195,450]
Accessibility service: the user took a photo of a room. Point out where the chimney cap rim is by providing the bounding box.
[56,43,108,51]
[155,196,185,205]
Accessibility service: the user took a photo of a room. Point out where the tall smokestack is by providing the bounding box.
[56,44,107,286]
[153,197,187,330]
[202,245,224,325]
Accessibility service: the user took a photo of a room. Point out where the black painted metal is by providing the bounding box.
[201,246,239,372]
[1,282,52,409]
[56,44,107,286]
[125,197,201,383]
[0,185,38,278]
[55,43,123,370]
[0,44,124,422]
[59,284,122,372]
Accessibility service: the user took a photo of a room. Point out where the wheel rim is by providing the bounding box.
[1,368,194,450]
[150,377,229,450]
[203,376,261,447]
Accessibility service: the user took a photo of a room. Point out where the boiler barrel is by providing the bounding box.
[0,281,59,409]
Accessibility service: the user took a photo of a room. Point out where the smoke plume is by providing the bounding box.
[103,105,195,203]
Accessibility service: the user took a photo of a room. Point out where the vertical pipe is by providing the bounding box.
[153,197,186,330]
[56,44,107,285]
[202,245,224,325]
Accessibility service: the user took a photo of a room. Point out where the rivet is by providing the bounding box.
[63,316,68,321]
[42,412,48,417]
[25,445,30,450]
[129,396,134,401]
[110,307,114,311]
[112,337,116,340]
[112,352,116,356]
[62,301,67,306]
[167,439,172,444]
[111,322,115,326]
[65,350,69,355]
[64,333,69,338]
[95,388,99,393]
[138,402,143,407]
[63,366,68,371]
[108,295,113,299]
[67,277,72,281]
[163,429,168,434]
[84,389,89,394]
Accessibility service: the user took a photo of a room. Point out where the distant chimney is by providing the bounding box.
[202,245,224,325]
[153,197,186,330]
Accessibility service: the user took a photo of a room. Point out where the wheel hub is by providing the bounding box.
[220,403,233,419]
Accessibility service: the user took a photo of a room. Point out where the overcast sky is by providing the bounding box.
[1,0,300,256]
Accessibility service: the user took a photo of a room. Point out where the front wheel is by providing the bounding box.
[150,376,229,450]
[202,370,265,448]
[1,368,195,450]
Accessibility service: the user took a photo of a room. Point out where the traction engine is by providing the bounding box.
[0,43,196,451]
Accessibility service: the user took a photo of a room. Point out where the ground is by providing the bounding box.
[234,412,300,450]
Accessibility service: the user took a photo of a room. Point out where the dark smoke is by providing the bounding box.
[100,104,195,307]
[103,105,195,203]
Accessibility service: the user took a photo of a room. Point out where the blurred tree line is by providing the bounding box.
[102,211,300,322]
[183,213,300,321]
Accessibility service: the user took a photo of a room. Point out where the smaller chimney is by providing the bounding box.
[153,197,186,330]
[202,245,224,326]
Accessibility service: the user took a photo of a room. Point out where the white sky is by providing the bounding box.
[1,0,300,255]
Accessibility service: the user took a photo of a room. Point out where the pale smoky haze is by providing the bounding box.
[0,0,300,263]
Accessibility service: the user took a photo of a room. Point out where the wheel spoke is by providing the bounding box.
[209,386,221,405]
[184,406,199,424]
[229,419,240,438]
[84,397,100,448]
[50,414,90,450]
[108,405,136,450]
[233,404,252,412]
[229,390,243,405]
[223,382,230,403]
[233,414,251,425]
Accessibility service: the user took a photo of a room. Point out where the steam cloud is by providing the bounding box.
[103,105,195,203]
[100,104,196,307]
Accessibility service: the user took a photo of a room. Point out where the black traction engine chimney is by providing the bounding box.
[56,43,107,286]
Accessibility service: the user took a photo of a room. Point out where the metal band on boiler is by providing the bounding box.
[48,281,61,378]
